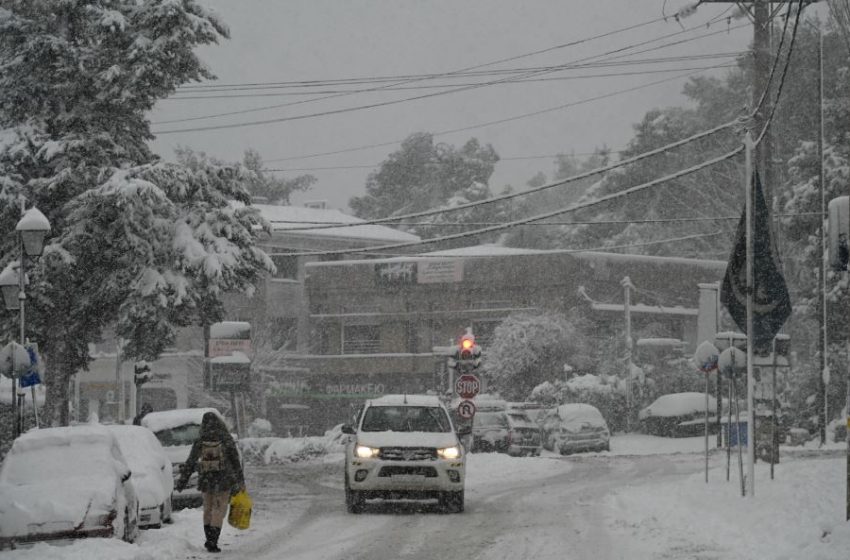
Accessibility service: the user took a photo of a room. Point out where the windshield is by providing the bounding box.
[474,412,509,428]
[153,424,201,447]
[360,406,452,433]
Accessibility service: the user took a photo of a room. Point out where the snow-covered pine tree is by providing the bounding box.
[0,1,274,426]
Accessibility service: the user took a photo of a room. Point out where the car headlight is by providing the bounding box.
[437,446,461,460]
[355,445,380,458]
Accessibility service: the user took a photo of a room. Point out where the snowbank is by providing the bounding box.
[240,425,349,465]
[606,455,850,559]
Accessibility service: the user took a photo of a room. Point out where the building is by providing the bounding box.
[72,204,418,425]
[260,244,727,434]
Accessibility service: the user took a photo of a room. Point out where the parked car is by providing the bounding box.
[542,403,610,455]
[342,394,468,513]
[504,410,543,456]
[106,424,174,528]
[507,401,548,428]
[0,425,139,548]
[471,409,510,452]
[141,407,226,509]
[638,392,718,437]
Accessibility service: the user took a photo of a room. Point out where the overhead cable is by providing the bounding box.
[153,21,750,132]
[155,15,671,125]
[268,146,744,258]
[261,116,743,234]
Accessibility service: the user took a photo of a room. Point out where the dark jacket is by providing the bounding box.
[178,412,244,494]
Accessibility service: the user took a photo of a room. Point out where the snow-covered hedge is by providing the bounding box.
[239,424,348,465]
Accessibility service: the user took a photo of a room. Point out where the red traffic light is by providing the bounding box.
[459,335,475,360]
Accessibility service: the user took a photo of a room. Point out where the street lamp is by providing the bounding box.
[2,205,50,438]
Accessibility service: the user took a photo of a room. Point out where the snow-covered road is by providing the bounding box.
[5,438,850,560]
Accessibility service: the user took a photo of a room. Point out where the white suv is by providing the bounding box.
[342,395,468,513]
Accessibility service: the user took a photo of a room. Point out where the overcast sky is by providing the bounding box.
[148,1,755,211]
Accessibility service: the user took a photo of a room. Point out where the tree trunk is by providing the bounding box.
[43,343,72,427]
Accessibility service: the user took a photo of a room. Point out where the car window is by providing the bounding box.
[474,412,509,428]
[360,406,452,432]
[153,423,201,446]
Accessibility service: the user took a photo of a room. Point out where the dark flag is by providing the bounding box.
[720,171,791,354]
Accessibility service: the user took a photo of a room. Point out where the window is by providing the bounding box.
[360,406,451,433]
[342,325,380,354]
[269,252,298,280]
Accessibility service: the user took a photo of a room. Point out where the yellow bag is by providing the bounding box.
[228,490,252,530]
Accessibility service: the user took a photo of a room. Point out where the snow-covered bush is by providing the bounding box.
[487,311,590,399]
[247,418,273,438]
[239,424,349,465]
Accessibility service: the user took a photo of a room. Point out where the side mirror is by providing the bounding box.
[456,426,472,437]
[341,424,356,435]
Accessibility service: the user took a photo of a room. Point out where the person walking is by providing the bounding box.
[175,412,245,553]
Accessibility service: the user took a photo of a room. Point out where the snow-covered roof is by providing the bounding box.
[419,244,546,257]
[209,321,250,339]
[639,392,718,419]
[210,351,251,364]
[254,204,420,243]
[636,338,685,347]
[141,407,223,433]
[592,303,698,316]
[367,394,442,407]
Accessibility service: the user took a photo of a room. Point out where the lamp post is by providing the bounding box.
[0,205,50,438]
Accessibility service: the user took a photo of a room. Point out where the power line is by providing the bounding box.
[166,54,744,97]
[754,0,804,146]
[261,116,743,233]
[321,230,728,260]
[165,64,739,100]
[155,15,675,126]
[265,212,821,230]
[153,20,750,133]
[263,151,623,172]
[269,146,744,258]
[262,62,732,168]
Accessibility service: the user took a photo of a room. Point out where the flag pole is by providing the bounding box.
[745,131,756,498]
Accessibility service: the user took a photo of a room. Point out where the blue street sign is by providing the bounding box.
[20,345,41,387]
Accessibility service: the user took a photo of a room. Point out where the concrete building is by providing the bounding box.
[260,244,727,434]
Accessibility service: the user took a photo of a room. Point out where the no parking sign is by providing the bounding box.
[457,399,476,420]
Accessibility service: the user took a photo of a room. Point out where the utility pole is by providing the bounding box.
[817,22,828,446]
[622,276,634,432]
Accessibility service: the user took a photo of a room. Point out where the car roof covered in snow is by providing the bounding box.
[9,424,118,454]
[555,403,607,427]
[639,392,718,419]
[367,394,443,407]
[141,407,223,433]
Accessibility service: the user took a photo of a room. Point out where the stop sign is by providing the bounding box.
[455,374,480,399]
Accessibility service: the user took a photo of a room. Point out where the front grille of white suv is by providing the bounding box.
[379,447,437,461]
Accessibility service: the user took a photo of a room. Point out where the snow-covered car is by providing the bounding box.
[471,410,510,452]
[0,425,139,548]
[106,424,174,528]
[542,403,610,454]
[638,392,718,437]
[505,410,543,456]
[342,394,468,513]
[141,407,225,509]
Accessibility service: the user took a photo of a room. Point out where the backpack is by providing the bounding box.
[200,441,223,472]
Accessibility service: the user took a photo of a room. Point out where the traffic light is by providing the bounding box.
[134,360,151,386]
[456,333,482,370]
